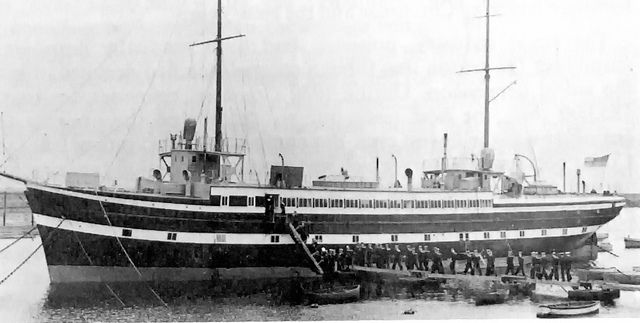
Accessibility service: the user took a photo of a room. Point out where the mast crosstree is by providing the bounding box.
[458,0,515,149]
[189,0,245,154]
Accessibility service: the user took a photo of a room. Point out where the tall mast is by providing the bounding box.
[215,0,223,152]
[458,0,515,150]
[483,0,491,148]
[190,0,245,155]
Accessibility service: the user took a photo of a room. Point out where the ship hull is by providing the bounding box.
[26,184,625,283]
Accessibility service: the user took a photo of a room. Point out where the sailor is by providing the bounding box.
[416,245,424,270]
[530,252,538,279]
[564,252,573,282]
[345,246,353,270]
[504,250,515,275]
[514,251,526,276]
[406,245,416,270]
[422,245,431,271]
[463,250,474,275]
[392,244,402,270]
[449,248,459,274]
[485,249,496,276]
[337,248,345,271]
[372,244,381,268]
[472,249,483,276]
[431,247,444,274]
[365,244,373,267]
[559,252,567,281]
[385,244,392,269]
[550,251,560,281]
[540,251,550,280]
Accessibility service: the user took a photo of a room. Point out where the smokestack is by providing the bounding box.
[576,169,581,194]
[376,157,380,184]
[405,168,413,191]
[582,180,586,194]
[442,133,448,171]
[562,162,566,192]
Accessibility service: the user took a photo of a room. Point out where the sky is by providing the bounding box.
[0,0,638,192]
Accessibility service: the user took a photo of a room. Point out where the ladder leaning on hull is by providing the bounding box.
[287,222,324,275]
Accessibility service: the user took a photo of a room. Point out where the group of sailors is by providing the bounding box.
[308,240,574,280]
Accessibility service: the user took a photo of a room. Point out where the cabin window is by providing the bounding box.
[424,234,431,241]
[459,233,464,241]
[465,233,469,241]
[220,196,228,206]
[582,227,588,233]
[255,196,266,207]
[167,232,177,241]
[247,196,254,206]
[229,195,248,207]
[339,199,343,208]
[352,235,359,243]
[483,232,490,239]
[519,230,525,237]
[562,228,568,235]
[314,235,323,243]
[541,229,547,236]
[283,197,295,207]
[500,231,506,239]
[122,229,132,237]
[455,200,460,208]
[323,199,328,207]
[191,156,197,163]
[391,234,398,242]
[270,235,279,243]
[314,198,324,207]
[210,195,221,206]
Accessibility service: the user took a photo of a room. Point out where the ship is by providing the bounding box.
[1,0,625,284]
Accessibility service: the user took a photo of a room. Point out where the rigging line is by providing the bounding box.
[93,190,168,308]
[104,5,185,178]
[0,226,37,255]
[71,230,126,307]
[0,218,64,287]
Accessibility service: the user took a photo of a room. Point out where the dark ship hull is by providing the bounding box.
[26,183,624,283]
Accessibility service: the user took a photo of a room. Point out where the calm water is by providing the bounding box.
[1,208,640,322]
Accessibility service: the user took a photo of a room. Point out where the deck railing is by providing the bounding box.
[159,137,247,155]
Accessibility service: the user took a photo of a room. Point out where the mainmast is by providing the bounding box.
[214,0,223,152]
[189,0,245,178]
[458,0,515,151]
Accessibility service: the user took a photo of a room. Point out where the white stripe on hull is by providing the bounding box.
[35,213,601,245]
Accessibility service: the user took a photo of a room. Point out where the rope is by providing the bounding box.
[72,230,126,307]
[93,191,168,307]
[0,226,37,255]
[0,219,64,286]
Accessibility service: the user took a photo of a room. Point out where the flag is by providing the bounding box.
[584,154,609,167]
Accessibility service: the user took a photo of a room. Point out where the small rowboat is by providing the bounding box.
[596,232,609,241]
[537,301,600,318]
[624,237,640,249]
[305,285,360,304]
[598,242,613,252]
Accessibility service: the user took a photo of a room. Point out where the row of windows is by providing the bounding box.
[125,228,589,244]
[211,194,493,209]
[303,227,587,245]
